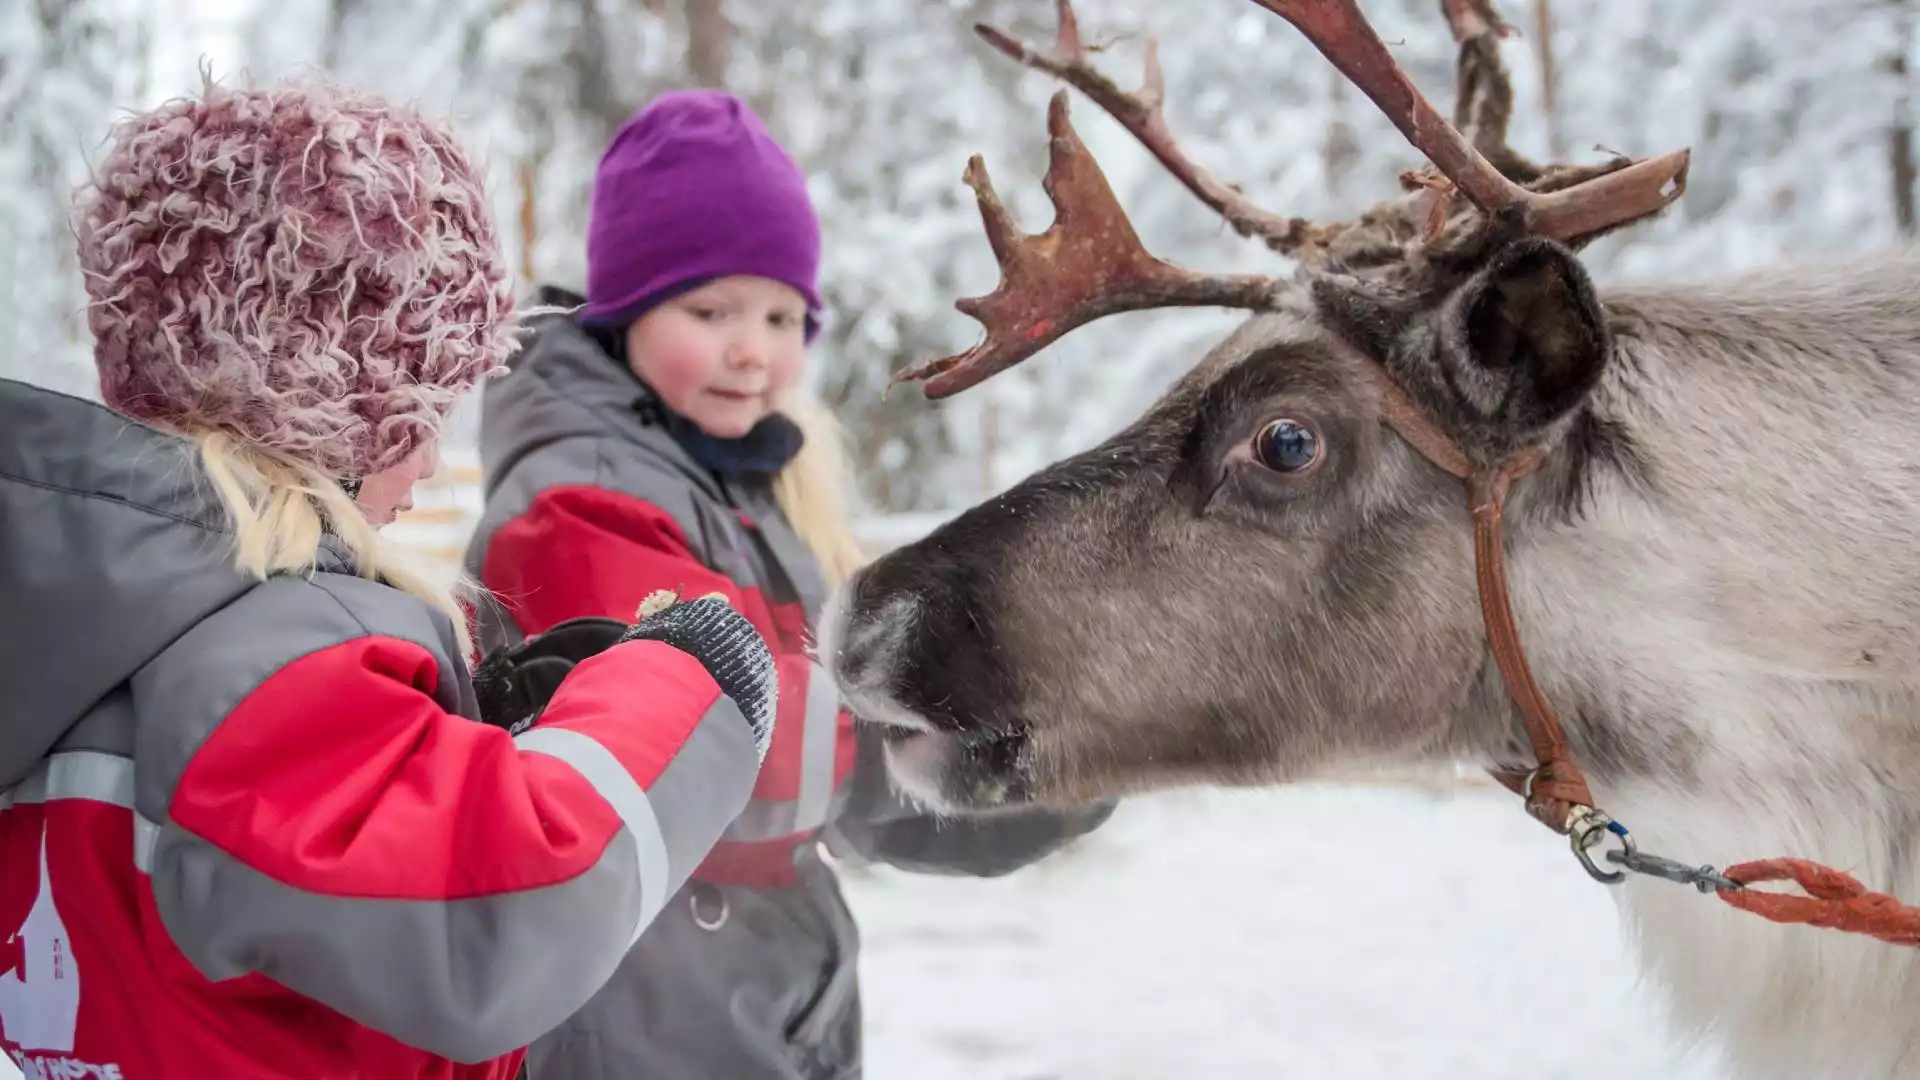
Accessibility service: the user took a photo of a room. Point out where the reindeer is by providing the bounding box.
[819,1,1920,1075]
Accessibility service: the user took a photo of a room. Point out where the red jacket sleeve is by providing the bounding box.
[133,578,760,1064]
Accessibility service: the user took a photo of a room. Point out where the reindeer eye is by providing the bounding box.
[1253,418,1321,473]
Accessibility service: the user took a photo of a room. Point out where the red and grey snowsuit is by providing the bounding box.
[0,376,763,1079]
[465,290,1116,1079]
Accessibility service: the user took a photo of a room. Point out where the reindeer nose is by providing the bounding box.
[827,586,916,695]
[822,565,877,686]
[819,563,940,733]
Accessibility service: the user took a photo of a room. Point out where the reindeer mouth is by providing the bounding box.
[879,725,1033,812]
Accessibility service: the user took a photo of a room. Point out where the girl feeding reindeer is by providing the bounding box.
[463,88,1117,1079]
[0,74,781,1079]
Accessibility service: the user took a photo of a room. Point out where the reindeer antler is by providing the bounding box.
[1247,0,1688,242]
[897,0,1690,400]
[1441,0,1541,185]
[889,92,1276,399]
[973,0,1336,257]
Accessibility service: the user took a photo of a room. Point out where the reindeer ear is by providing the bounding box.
[1433,237,1610,441]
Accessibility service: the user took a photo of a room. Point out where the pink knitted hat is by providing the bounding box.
[76,75,516,479]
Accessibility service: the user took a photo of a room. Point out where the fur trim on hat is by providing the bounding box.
[76,72,516,478]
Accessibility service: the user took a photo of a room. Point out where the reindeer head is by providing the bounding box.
[821,0,1688,816]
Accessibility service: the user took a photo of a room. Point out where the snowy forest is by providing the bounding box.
[4,2,1918,1077]
[7,0,1918,517]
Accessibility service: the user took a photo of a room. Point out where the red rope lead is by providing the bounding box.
[1719,859,1920,947]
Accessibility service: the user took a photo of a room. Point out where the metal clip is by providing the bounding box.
[1519,769,1628,884]
[1564,804,1627,885]
[1602,828,1743,894]
[1520,770,1736,891]
[1559,809,1746,894]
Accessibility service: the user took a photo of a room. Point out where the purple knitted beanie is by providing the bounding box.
[583,89,821,327]
[75,75,517,479]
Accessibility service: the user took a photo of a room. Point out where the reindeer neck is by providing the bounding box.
[1470,253,1920,809]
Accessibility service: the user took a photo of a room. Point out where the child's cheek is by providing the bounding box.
[769,346,807,397]
[633,335,718,409]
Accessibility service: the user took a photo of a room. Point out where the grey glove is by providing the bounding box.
[619,592,776,761]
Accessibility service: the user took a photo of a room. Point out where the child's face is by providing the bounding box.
[355,441,438,528]
[623,275,809,439]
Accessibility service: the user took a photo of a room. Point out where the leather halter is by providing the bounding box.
[1365,360,1920,927]
[1357,365,1601,840]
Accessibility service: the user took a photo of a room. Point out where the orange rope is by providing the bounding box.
[1720,859,1920,947]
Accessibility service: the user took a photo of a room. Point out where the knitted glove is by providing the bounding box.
[619,590,776,762]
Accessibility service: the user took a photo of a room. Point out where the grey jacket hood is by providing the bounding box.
[0,377,256,788]
[477,286,722,508]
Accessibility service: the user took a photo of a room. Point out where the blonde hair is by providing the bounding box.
[196,429,475,656]
[773,392,867,588]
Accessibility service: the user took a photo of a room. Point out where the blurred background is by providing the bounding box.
[5,0,1913,1075]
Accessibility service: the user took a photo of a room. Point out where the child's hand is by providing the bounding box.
[471,616,629,734]
[621,590,775,761]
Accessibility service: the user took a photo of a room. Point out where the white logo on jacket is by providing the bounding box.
[0,827,80,1054]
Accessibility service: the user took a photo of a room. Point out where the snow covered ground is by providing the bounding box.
[1,780,1736,1080]
[844,780,1734,1080]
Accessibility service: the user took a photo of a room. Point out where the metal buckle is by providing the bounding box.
[689,884,730,931]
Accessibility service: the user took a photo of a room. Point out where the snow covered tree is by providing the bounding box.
[0,0,153,399]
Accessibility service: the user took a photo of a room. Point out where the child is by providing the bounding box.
[465,88,1116,1080]
[0,76,780,1080]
